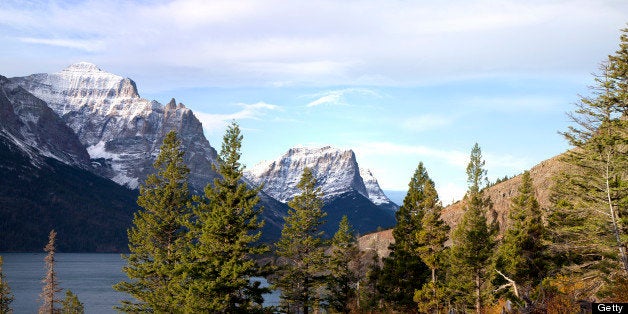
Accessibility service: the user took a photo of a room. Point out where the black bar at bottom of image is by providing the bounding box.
[592,303,628,314]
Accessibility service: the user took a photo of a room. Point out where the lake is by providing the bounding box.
[1,253,279,313]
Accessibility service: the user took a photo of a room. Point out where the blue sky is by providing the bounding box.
[1,0,627,204]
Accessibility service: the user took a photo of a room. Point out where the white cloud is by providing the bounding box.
[194,102,280,135]
[3,0,625,89]
[306,88,380,107]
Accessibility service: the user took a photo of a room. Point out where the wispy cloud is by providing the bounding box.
[194,102,280,134]
[19,37,104,52]
[306,88,380,107]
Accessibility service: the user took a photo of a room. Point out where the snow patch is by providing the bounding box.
[87,141,121,160]
[112,172,139,189]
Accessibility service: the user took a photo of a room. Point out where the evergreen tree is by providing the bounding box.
[326,215,360,314]
[274,168,327,314]
[114,131,192,312]
[494,171,547,309]
[449,144,496,314]
[413,173,449,314]
[549,27,628,298]
[0,256,14,314]
[376,162,432,312]
[39,230,61,314]
[185,121,268,312]
[60,290,84,314]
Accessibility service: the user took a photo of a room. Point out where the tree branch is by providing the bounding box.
[495,269,519,298]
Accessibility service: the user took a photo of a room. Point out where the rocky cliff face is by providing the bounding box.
[246,146,398,209]
[11,63,219,190]
[0,75,90,167]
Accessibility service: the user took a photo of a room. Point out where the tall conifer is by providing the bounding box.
[114,131,191,312]
[326,215,360,314]
[39,230,61,314]
[549,27,628,298]
[376,162,432,312]
[274,168,327,314]
[449,144,496,314]
[494,171,546,309]
[185,121,268,312]
[413,173,449,313]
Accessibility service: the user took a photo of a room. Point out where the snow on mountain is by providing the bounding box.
[0,75,90,168]
[245,146,398,210]
[12,63,219,190]
[360,168,392,205]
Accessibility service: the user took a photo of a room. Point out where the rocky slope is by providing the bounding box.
[0,75,90,167]
[12,62,219,190]
[358,155,567,258]
[441,155,565,235]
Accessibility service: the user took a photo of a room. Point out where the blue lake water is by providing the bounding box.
[1,253,279,313]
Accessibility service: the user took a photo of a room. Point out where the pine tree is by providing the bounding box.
[326,215,360,314]
[114,131,192,312]
[493,171,547,309]
[376,162,432,312]
[413,172,449,314]
[0,256,14,314]
[185,121,268,312]
[449,144,496,314]
[39,230,61,314]
[549,26,628,297]
[60,290,84,314]
[361,252,384,311]
[274,168,327,314]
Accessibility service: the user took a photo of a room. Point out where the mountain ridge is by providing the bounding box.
[1,63,398,250]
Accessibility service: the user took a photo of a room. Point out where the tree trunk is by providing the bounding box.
[605,153,628,274]
[475,272,481,314]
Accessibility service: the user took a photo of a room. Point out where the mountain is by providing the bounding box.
[245,146,397,235]
[12,62,220,191]
[0,75,138,252]
[2,64,396,250]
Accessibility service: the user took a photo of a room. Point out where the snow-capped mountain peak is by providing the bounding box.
[245,146,397,211]
[62,62,104,73]
[12,63,219,190]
